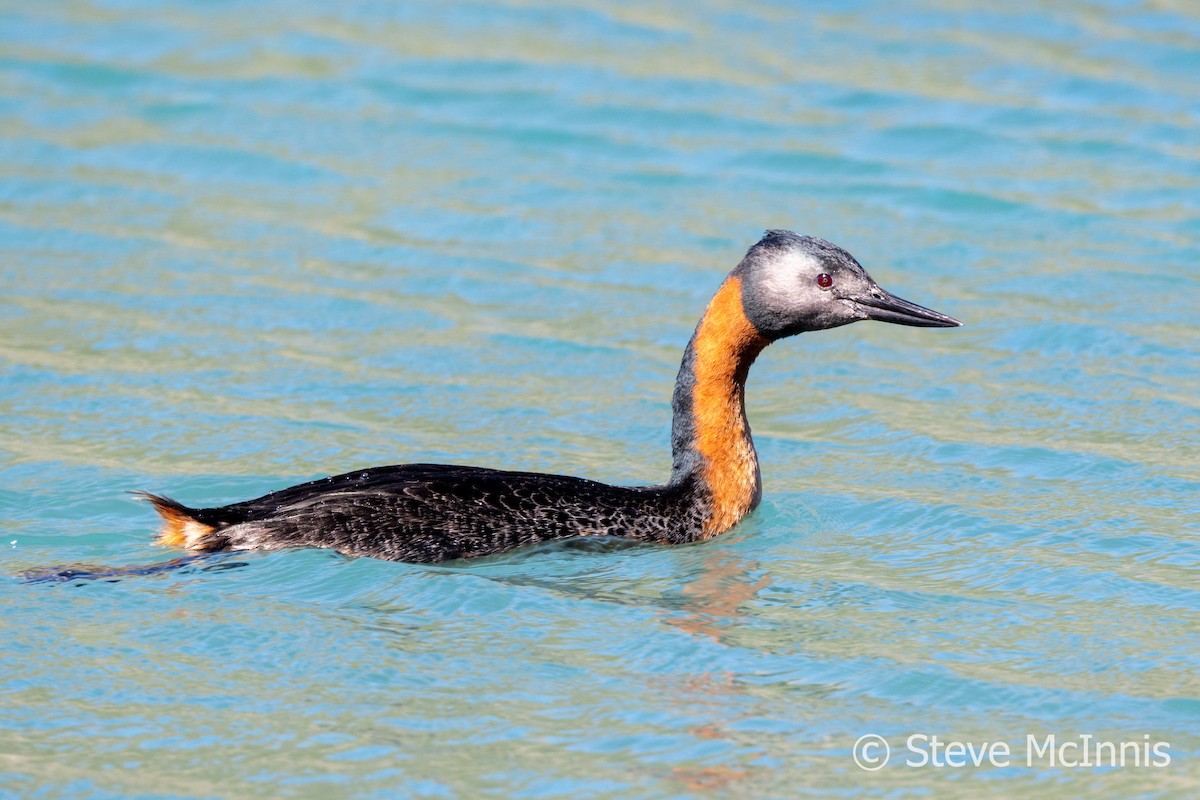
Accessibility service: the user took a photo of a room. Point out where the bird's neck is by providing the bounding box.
[670,276,770,537]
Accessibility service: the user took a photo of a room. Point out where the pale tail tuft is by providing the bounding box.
[132,491,216,550]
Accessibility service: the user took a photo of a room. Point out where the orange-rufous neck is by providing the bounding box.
[671,275,770,537]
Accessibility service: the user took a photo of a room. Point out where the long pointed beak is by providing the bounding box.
[854,287,962,328]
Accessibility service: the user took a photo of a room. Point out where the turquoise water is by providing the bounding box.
[2,1,1198,797]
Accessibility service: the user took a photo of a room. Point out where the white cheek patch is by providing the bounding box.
[759,251,822,305]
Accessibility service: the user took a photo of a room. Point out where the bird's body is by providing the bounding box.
[144,466,704,562]
[142,231,960,564]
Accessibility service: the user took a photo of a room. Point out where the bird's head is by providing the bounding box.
[735,230,961,339]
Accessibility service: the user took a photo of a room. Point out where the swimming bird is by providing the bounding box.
[139,230,960,564]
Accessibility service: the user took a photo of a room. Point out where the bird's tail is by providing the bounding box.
[131,491,217,550]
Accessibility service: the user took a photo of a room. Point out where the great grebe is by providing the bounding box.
[139,231,960,563]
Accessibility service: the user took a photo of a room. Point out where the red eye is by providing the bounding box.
[816,273,833,289]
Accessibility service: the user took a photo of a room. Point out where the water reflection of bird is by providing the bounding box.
[140,230,960,563]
